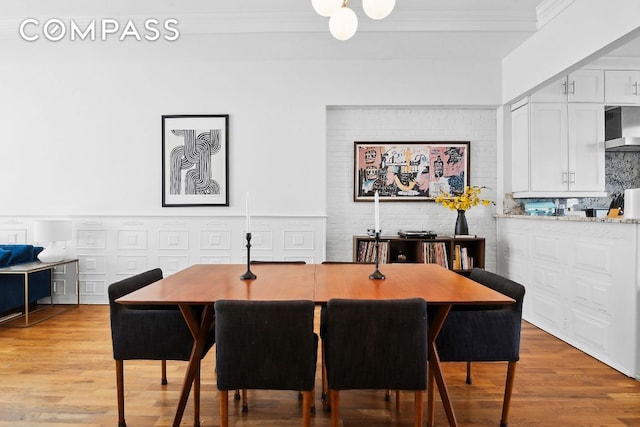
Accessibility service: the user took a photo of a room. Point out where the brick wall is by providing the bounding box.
[326,107,497,271]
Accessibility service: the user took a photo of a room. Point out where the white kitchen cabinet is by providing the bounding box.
[510,101,529,193]
[497,217,640,379]
[529,103,567,191]
[511,68,606,198]
[568,103,605,192]
[520,102,604,194]
[531,69,604,103]
[604,70,640,104]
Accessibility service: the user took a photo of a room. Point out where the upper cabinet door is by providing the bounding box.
[530,76,567,103]
[568,70,604,102]
[604,70,640,104]
[531,70,604,103]
[529,103,568,192]
[567,103,605,192]
[511,102,530,193]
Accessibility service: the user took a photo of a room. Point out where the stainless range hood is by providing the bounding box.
[605,106,640,151]
[605,136,640,151]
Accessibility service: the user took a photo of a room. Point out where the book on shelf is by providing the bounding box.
[454,234,478,239]
[453,244,474,270]
[357,240,389,263]
[354,234,483,271]
[461,247,469,269]
[420,241,448,269]
[453,245,461,269]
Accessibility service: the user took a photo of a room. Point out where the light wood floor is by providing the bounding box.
[0,305,639,426]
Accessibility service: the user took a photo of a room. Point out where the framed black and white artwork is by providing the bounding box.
[162,114,229,207]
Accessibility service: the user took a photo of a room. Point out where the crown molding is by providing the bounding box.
[0,8,539,38]
[536,0,576,30]
[180,9,538,34]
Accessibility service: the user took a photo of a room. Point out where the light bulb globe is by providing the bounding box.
[311,0,343,17]
[363,0,396,20]
[329,7,358,41]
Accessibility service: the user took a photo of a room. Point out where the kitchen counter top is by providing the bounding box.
[495,214,640,224]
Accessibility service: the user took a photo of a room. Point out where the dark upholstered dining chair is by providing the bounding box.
[108,268,215,427]
[318,260,372,405]
[215,299,318,427]
[238,260,308,408]
[322,298,428,427]
[435,267,526,427]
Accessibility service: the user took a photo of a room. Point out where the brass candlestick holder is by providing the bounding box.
[240,232,257,280]
[369,231,385,280]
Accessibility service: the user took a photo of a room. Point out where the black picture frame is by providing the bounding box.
[162,114,229,207]
[354,141,470,201]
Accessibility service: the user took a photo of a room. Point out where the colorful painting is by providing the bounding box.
[354,141,470,201]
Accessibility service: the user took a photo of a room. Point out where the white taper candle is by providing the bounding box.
[245,192,251,233]
[374,190,380,233]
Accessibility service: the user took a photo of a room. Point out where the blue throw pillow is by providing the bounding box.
[0,245,42,266]
[0,248,11,267]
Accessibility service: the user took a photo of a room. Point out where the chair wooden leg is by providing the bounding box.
[299,389,315,414]
[242,389,248,413]
[466,361,472,384]
[329,390,340,427]
[427,361,435,427]
[194,362,201,427]
[500,361,517,427]
[396,390,400,412]
[115,360,126,427]
[414,390,424,427]
[302,390,313,427]
[161,359,167,385]
[385,389,391,401]
[219,390,229,427]
[321,341,328,404]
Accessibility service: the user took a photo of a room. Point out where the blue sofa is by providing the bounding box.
[0,245,52,316]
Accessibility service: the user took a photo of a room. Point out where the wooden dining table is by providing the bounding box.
[116,262,514,427]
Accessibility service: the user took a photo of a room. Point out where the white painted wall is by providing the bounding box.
[0,34,504,303]
[0,37,502,218]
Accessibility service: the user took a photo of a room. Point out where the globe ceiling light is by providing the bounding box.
[311,0,344,17]
[312,0,394,41]
[362,0,396,20]
[329,6,358,41]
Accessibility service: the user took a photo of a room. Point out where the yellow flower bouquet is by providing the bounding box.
[434,186,493,211]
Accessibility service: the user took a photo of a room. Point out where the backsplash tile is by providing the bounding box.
[505,151,640,214]
[581,151,640,208]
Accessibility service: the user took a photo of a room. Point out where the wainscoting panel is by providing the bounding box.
[497,217,639,378]
[0,228,27,244]
[117,230,148,250]
[116,255,149,274]
[0,215,326,305]
[77,229,107,249]
[53,278,67,296]
[78,255,107,275]
[200,230,232,250]
[283,230,315,250]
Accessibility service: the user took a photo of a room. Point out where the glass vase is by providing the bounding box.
[454,210,468,235]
